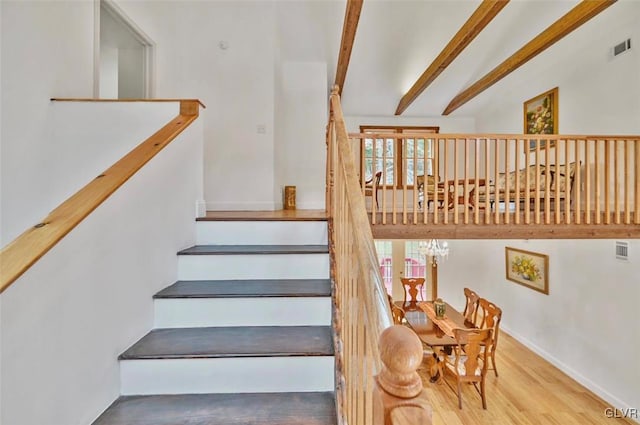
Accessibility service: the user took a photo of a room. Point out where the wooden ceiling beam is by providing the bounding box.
[334,0,364,95]
[443,0,616,115]
[395,0,509,116]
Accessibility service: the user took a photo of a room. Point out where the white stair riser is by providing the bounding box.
[178,254,329,280]
[120,356,334,395]
[196,221,328,245]
[154,297,332,328]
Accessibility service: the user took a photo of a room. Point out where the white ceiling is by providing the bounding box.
[276,0,636,118]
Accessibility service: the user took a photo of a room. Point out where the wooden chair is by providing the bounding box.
[477,298,502,377]
[462,287,480,326]
[400,277,425,310]
[416,175,445,210]
[440,327,493,409]
[388,294,406,325]
[364,171,382,208]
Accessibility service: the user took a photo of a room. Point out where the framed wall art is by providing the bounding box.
[505,246,549,295]
[524,87,558,150]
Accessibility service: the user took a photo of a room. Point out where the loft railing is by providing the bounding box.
[352,133,640,231]
[0,99,204,293]
[327,87,432,425]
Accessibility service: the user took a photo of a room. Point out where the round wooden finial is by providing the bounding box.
[376,325,424,398]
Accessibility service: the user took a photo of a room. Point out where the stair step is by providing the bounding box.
[154,279,331,298]
[120,326,333,359]
[92,392,337,425]
[196,220,328,245]
[119,327,334,395]
[153,280,332,327]
[154,298,331,328]
[177,252,329,280]
[178,245,329,255]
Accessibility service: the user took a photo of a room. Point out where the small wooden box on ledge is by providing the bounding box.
[284,186,296,210]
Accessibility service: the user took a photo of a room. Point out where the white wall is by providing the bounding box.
[0,117,203,425]
[100,3,146,99]
[474,2,640,134]
[1,101,176,246]
[100,47,119,98]
[0,0,96,246]
[118,47,144,98]
[437,239,640,414]
[345,115,476,134]
[117,1,278,210]
[274,62,327,210]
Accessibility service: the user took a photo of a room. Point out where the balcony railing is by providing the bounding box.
[354,134,639,234]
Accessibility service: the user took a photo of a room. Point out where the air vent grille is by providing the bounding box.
[613,39,631,56]
[616,241,629,260]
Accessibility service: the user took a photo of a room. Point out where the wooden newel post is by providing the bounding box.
[373,325,433,425]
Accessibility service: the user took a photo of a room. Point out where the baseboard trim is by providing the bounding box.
[296,201,325,210]
[205,201,277,211]
[502,325,637,422]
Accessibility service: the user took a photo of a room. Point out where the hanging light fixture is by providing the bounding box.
[418,239,450,265]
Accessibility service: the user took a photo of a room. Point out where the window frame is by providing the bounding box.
[359,125,439,189]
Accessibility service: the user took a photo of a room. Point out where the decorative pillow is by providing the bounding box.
[546,162,577,192]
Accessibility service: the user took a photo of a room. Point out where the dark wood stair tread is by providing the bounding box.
[154,279,331,298]
[119,326,334,360]
[178,245,329,255]
[92,392,337,425]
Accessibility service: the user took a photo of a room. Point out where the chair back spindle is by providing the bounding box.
[462,287,480,326]
[478,298,503,377]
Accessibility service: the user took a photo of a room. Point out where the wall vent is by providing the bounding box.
[613,39,631,57]
[616,241,629,260]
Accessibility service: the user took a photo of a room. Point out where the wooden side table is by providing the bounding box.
[446,179,487,209]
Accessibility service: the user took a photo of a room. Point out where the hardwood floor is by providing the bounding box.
[418,332,638,425]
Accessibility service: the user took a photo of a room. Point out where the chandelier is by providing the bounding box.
[418,239,450,265]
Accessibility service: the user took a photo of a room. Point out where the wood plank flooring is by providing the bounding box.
[198,210,327,221]
[92,392,337,425]
[419,332,638,425]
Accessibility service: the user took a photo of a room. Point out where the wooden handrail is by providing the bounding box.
[327,87,432,424]
[0,99,202,293]
[51,98,207,110]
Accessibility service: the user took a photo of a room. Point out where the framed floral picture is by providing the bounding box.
[524,87,558,150]
[505,247,549,295]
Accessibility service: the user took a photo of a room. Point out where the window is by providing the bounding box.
[360,126,439,187]
[374,240,393,294]
[375,240,429,301]
[404,241,426,279]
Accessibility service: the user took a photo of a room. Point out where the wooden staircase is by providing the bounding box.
[92,212,336,425]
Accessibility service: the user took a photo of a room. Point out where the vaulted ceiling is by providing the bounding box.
[277,0,633,119]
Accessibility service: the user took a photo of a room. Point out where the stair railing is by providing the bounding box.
[0,99,204,293]
[350,132,639,234]
[327,86,432,425]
